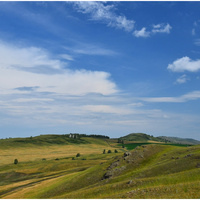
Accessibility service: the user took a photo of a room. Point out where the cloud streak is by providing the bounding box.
[72,1,135,32]
[142,91,200,103]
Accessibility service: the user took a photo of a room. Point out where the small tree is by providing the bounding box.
[72,157,75,160]
[114,149,118,153]
[14,159,18,165]
[76,153,81,157]
[107,150,112,153]
[103,149,106,154]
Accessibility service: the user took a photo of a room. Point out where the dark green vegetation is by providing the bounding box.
[0,134,91,148]
[119,142,190,151]
[0,133,200,198]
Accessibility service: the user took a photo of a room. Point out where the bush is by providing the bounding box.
[76,153,81,157]
[107,150,112,153]
[114,149,118,153]
[103,149,106,154]
[72,157,75,160]
[14,159,18,164]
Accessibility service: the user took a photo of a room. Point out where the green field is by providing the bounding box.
[119,142,190,150]
[0,134,200,198]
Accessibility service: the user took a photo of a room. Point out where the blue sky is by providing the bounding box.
[1,1,200,140]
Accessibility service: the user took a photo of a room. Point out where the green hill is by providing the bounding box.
[119,133,163,142]
[1,143,200,198]
[0,134,110,148]
[119,133,200,145]
[1,133,200,198]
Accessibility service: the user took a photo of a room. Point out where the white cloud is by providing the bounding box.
[72,45,117,56]
[0,41,118,96]
[72,1,135,32]
[133,27,150,38]
[0,41,63,70]
[152,23,172,34]
[133,23,172,38]
[82,105,132,115]
[141,90,200,103]
[59,54,74,61]
[175,74,189,84]
[168,56,200,72]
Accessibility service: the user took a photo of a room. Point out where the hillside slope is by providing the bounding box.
[1,143,200,199]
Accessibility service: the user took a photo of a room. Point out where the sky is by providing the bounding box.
[1,1,200,140]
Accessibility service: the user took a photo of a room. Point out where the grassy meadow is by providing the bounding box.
[0,134,200,198]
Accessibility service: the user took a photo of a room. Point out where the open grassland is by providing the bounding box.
[0,137,117,165]
[0,136,200,199]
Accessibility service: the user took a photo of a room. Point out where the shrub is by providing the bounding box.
[107,150,112,153]
[42,158,46,161]
[55,158,59,160]
[114,149,118,153]
[72,157,75,160]
[103,149,106,154]
[14,159,18,164]
[76,153,81,157]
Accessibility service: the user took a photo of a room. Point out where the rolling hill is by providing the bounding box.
[119,133,200,145]
[0,133,200,198]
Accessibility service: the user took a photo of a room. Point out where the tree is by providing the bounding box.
[114,149,118,153]
[14,159,18,164]
[107,150,112,153]
[76,153,81,157]
[103,149,106,154]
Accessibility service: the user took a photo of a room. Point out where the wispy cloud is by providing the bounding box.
[133,27,150,38]
[152,23,172,34]
[133,23,172,38]
[192,20,200,36]
[59,54,74,61]
[194,39,200,46]
[168,56,200,72]
[71,1,135,32]
[175,74,189,84]
[71,2,172,39]
[142,90,200,103]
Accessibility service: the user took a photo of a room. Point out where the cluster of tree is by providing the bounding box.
[103,149,118,154]
[67,133,109,139]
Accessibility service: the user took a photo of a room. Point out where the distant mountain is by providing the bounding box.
[119,133,200,145]
[158,136,200,145]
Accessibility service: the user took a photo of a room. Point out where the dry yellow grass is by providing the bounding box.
[0,143,116,166]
